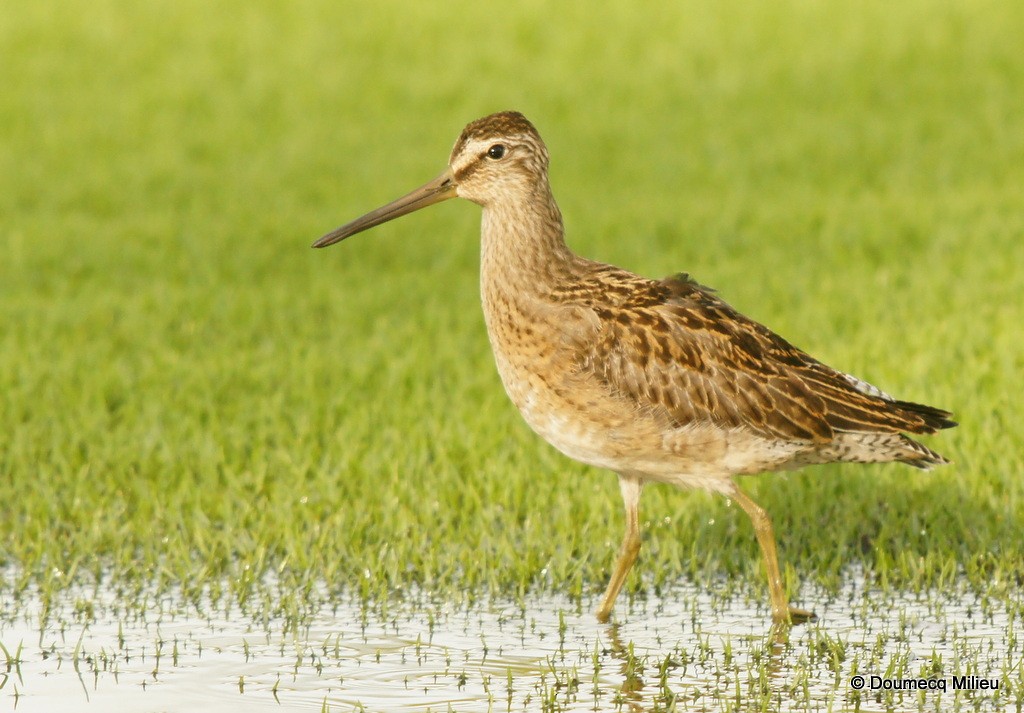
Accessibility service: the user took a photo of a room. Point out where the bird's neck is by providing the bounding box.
[479,183,578,298]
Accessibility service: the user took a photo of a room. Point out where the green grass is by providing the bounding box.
[2,0,1023,620]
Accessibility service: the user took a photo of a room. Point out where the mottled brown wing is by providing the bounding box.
[572,270,953,443]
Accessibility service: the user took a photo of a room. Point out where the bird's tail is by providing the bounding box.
[895,434,950,470]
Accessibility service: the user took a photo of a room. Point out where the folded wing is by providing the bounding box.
[569,269,955,447]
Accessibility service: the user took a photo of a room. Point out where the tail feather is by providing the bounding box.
[799,431,952,470]
[895,434,950,469]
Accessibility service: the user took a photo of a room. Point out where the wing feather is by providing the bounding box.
[561,268,954,443]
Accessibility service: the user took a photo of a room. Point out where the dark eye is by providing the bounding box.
[486,144,506,160]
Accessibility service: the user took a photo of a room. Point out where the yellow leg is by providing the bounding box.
[595,475,644,623]
[730,486,816,624]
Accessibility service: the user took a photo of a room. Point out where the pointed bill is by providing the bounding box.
[312,169,457,248]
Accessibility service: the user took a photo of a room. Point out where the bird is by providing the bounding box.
[312,111,955,624]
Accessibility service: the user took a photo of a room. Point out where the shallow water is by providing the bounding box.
[1,575,1020,712]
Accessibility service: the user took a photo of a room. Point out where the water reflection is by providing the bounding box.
[0,576,1018,712]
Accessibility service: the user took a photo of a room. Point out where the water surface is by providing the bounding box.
[1,575,1019,711]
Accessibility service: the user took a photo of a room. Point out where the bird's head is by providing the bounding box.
[313,111,548,248]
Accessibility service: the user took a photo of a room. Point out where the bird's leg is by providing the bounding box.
[730,486,816,624]
[596,474,644,623]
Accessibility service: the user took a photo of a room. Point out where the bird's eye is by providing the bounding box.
[486,144,506,160]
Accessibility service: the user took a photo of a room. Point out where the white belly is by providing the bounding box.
[493,348,803,494]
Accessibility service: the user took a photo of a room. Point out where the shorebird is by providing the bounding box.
[313,111,955,624]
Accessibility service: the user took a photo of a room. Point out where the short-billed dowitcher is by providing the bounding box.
[313,111,955,624]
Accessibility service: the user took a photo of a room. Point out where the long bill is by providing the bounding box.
[312,168,457,248]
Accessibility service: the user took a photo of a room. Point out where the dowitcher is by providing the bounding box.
[313,111,955,624]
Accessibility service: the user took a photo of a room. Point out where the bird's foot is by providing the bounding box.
[774,605,817,625]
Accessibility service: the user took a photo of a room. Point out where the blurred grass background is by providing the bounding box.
[1,0,1022,611]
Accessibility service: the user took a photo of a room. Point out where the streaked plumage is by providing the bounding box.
[314,111,955,624]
